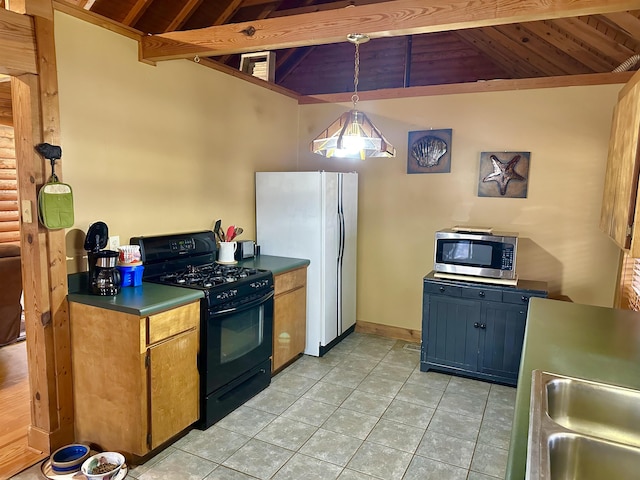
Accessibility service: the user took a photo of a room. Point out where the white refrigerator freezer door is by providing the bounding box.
[256,172,324,356]
[255,171,357,357]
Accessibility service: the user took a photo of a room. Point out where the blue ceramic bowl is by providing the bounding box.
[51,444,90,473]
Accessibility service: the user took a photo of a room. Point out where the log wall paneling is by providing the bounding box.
[0,83,12,126]
[0,126,19,244]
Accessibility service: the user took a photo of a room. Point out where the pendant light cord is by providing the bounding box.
[352,41,360,108]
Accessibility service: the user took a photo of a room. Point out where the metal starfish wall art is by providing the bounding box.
[482,154,526,195]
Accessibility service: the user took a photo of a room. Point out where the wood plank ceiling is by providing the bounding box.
[28,1,640,95]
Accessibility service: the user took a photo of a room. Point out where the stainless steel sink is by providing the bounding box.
[548,432,640,480]
[546,375,640,447]
[527,371,640,480]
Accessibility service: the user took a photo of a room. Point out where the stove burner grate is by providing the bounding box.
[157,264,261,289]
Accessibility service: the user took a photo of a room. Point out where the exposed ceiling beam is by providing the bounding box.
[213,0,244,26]
[523,20,616,71]
[603,11,640,38]
[277,46,316,82]
[515,24,594,74]
[122,0,154,27]
[165,0,204,31]
[553,17,636,63]
[456,29,538,78]
[215,0,285,75]
[140,0,640,62]
[269,0,384,17]
[494,24,589,75]
[0,7,38,75]
[239,0,279,7]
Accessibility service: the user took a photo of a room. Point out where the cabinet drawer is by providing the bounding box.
[502,291,545,305]
[460,286,502,302]
[148,301,200,345]
[275,267,307,295]
[423,282,461,297]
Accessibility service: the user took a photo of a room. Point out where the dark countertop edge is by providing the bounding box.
[67,272,204,317]
[424,271,548,293]
[506,298,640,480]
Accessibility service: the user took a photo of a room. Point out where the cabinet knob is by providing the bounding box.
[480,323,486,329]
[521,296,528,303]
[478,291,485,298]
[439,286,445,293]
[474,322,480,328]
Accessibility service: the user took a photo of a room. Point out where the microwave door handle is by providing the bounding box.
[210,290,275,317]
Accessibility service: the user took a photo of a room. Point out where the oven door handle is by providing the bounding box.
[210,290,275,317]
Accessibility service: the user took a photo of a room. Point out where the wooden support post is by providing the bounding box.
[9,0,73,454]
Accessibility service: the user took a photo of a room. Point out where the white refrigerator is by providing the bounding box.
[255,171,358,357]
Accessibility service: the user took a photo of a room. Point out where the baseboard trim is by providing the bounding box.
[28,421,74,454]
[355,321,421,343]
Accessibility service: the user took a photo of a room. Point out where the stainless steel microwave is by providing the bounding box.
[434,228,518,280]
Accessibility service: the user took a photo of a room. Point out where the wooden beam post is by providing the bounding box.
[0,7,38,75]
[10,0,74,454]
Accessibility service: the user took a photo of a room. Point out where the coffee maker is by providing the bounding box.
[84,221,121,296]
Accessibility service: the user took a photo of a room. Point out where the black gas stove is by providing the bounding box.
[131,231,274,429]
[132,230,273,306]
[146,262,273,312]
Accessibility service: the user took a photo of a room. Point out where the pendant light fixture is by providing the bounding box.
[311,34,396,160]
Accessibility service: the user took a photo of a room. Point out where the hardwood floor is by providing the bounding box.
[0,340,45,479]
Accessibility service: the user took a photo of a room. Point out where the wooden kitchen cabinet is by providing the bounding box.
[272,266,307,372]
[600,69,640,256]
[69,300,200,458]
[421,273,547,386]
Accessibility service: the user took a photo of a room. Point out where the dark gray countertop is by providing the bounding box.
[238,255,310,274]
[68,279,204,317]
[66,255,309,316]
[506,298,640,479]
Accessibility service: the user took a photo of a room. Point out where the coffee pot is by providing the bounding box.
[90,250,121,296]
[84,221,121,295]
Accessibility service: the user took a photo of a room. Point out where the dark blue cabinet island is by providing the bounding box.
[421,271,548,386]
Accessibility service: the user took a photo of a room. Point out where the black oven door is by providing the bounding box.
[204,290,274,393]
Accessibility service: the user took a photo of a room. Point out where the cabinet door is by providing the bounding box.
[273,286,307,372]
[479,301,526,382]
[425,295,481,372]
[148,329,199,449]
[600,77,640,253]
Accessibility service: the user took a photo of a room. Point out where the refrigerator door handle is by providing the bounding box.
[337,174,346,334]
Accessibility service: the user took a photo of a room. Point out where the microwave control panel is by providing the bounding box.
[501,247,515,270]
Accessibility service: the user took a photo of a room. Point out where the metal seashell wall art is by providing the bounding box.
[407,129,452,174]
[412,136,447,167]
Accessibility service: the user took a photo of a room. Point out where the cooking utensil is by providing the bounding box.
[233,227,243,239]
[213,219,223,243]
[226,225,236,242]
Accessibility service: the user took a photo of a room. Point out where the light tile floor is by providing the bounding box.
[13,333,515,480]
